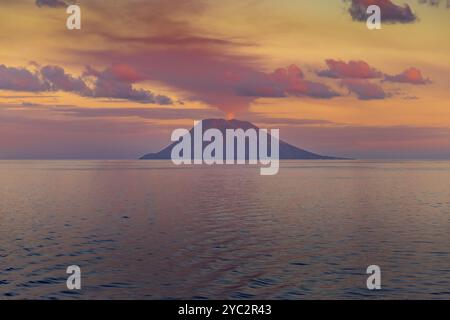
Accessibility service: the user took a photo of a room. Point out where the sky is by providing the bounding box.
[0,0,449,159]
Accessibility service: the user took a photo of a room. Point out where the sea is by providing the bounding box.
[1,160,449,299]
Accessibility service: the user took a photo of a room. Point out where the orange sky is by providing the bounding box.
[0,0,449,159]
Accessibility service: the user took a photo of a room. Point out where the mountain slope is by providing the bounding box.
[140,119,342,160]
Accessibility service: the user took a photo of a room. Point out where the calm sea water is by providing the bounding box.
[1,160,450,300]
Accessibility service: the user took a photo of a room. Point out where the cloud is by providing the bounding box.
[384,67,431,85]
[318,60,432,97]
[342,79,387,100]
[0,65,49,92]
[92,79,173,105]
[234,65,340,99]
[0,63,173,105]
[52,106,221,121]
[347,0,417,23]
[317,60,383,79]
[108,64,145,83]
[40,65,91,95]
[95,31,254,48]
[35,0,71,8]
[70,1,340,116]
[417,0,450,9]
[248,115,339,127]
[59,0,429,115]
[83,65,173,105]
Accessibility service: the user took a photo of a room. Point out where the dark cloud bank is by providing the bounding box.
[0,63,173,105]
[346,0,417,23]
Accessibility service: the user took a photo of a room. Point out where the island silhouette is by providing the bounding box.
[140,119,342,160]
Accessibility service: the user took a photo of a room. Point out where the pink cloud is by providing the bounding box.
[342,79,387,100]
[385,67,431,85]
[109,64,145,83]
[236,65,339,100]
[318,60,382,79]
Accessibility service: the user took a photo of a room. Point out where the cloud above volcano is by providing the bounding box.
[236,65,339,99]
[318,60,383,79]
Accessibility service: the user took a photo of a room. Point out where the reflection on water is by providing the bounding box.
[1,160,450,299]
